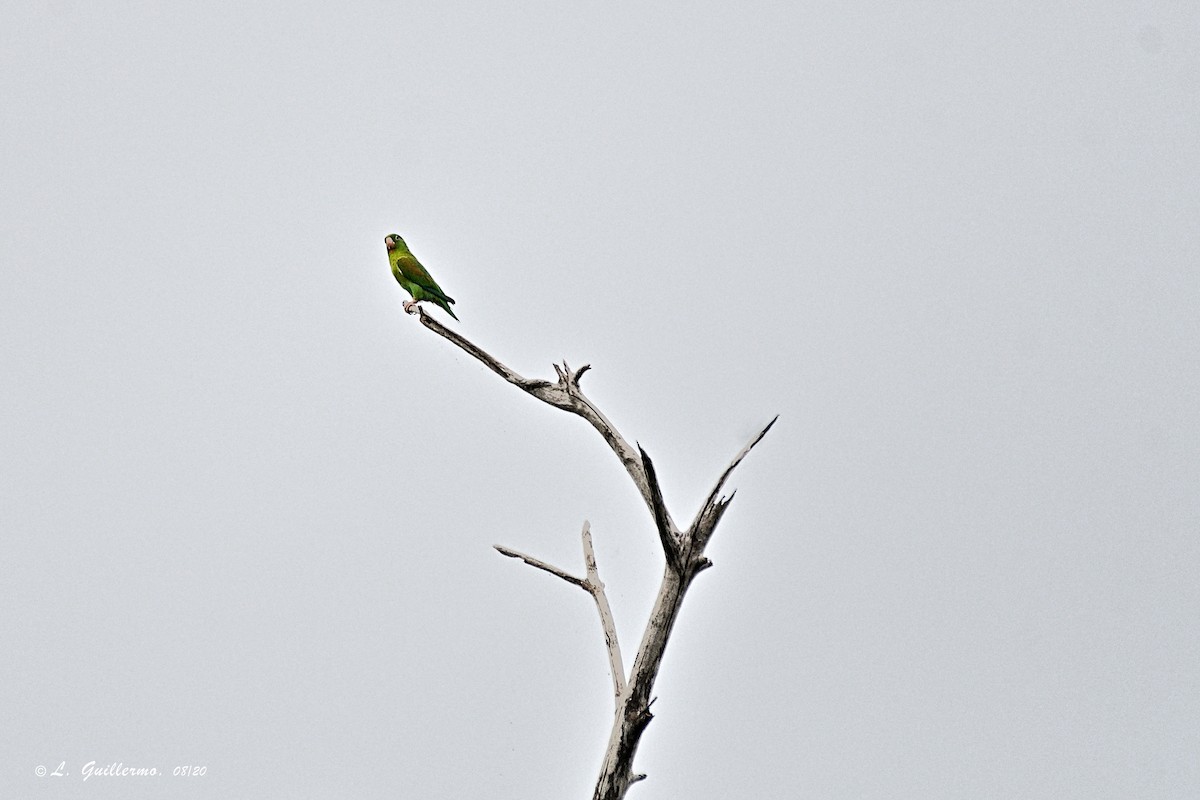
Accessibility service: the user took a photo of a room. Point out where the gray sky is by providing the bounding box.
[2,2,1198,798]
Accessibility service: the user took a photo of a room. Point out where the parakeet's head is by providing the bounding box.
[384,233,406,252]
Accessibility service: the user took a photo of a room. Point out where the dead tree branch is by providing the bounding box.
[495,522,627,703]
[580,523,627,700]
[407,307,774,799]
[416,308,677,530]
[493,544,586,589]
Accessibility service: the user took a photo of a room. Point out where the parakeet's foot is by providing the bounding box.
[402,299,418,314]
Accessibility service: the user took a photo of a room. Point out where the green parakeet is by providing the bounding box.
[384,234,459,320]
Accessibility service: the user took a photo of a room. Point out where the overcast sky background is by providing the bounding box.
[2,2,1198,798]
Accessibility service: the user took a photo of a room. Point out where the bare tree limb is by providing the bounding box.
[494,544,586,589]
[494,522,627,704]
[415,307,675,529]
[414,307,551,392]
[689,415,779,547]
[580,522,626,701]
[404,308,776,799]
[594,565,687,800]
[637,444,680,570]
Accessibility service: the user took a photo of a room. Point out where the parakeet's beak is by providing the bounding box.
[385,236,394,250]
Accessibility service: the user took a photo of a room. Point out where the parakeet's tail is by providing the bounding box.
[439,297,459,321]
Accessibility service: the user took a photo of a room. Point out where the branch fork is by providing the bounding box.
[408,306,775,799]
[496,522,626,701]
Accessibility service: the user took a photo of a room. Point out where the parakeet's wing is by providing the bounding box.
[395,253,454,302]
